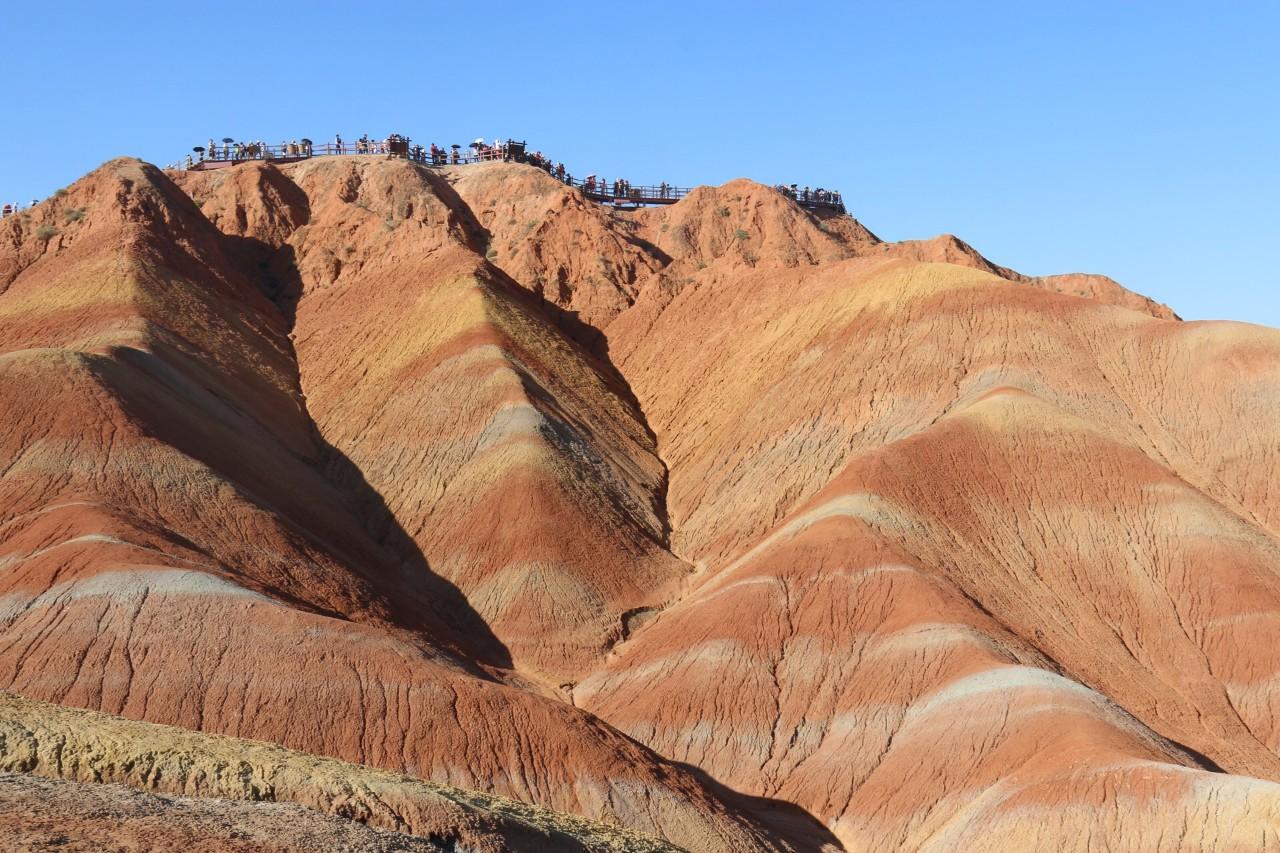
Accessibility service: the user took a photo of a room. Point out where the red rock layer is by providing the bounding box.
[178,158,691,684]
[590,248,1280,848]
[0,153,1275,851]
[0,159,812,852]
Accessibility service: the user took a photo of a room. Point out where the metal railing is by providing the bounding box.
[177,139,847,213]
[776,187,845,212]
[186,141,515,166]
[575,181,690,204]
[1,201,35,217]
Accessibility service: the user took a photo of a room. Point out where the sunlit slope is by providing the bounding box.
[607,257,1279,569]
[2,153,1278,852]
[181,157,691,683]
[0,159,810,853]
[591,253,1280,848]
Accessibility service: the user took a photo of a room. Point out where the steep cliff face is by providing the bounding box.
[2,153,1277,851]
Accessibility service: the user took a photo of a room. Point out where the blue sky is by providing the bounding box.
[2,1,1276,325]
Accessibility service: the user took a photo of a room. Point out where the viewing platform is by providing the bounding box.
[181,139,846,214]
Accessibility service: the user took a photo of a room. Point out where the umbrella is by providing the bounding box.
[469,141,482,149]
[473,137,486,145]
[222,137,234,144]
[300,138,312,146]
[450,144,461,149]
[192,146,205,153]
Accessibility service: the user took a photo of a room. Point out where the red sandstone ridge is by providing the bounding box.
[0,153,1276,851]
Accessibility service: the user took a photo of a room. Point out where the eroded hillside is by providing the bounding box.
[0,154,1276,851]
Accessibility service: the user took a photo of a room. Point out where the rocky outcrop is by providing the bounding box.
[0,691,677,852]
[1028,271,1178,319]
[0,773,450,853]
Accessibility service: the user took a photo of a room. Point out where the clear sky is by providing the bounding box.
[2,1,1276,325]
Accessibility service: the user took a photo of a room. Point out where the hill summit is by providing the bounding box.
[0,154,1277,851]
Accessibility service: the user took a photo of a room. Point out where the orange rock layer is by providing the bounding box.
[0,155,1274,851]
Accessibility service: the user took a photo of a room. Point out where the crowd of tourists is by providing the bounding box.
[776,184,843,208]
[578,177,680,201]
[185,138,315,166]
[12,134,847,219]
[154,132,840,214]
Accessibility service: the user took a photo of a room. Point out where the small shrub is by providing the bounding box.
[668,226,690,251]
[506,218,517,226]
[715,206,731,217]
[817,221,830,233]
[485,248,498,261]
[35,224,58,241]
[54,188,68,198]
[735,229,750,240]
[659,223,669,232]
[64,208,86,223]
[382,216,397,232]
[523,220,537,233]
